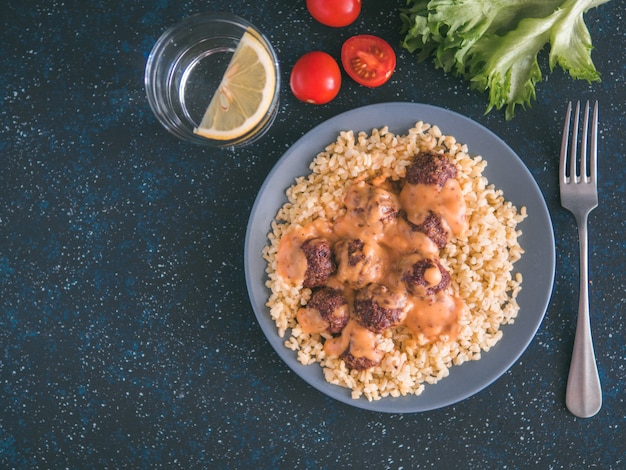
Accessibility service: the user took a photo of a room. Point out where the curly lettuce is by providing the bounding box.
[400,0,610,119]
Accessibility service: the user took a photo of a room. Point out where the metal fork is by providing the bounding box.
[559,100,602,418]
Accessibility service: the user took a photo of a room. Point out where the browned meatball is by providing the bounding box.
[301,238,335,288]
[341,351,380,371]
[401,210,449,250]
[306,287,349,334]
[354,283,407,333]
[405,150,457,187]
[401,255,450,296]
[334,238,384,289]
[344,181,399,232]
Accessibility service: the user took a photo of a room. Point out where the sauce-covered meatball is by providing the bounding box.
[306,287,349,334]
[345,181,399,227]
[405,150,457,187]
[301,238,336,288]
[323,319,383,370]
[334,238,385,289]
[354,283,407,333]
[401,255,450,296]
[334,181,399,241]
[401,210,449,250]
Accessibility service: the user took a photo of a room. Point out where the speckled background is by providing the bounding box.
[1,0,625,468]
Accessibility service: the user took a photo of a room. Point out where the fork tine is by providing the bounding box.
[581,101,589,182]
[570,101,580,182]
[560,101,572,184]
[590,101,598,184]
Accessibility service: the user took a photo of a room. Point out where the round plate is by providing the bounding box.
[244,102,555,413]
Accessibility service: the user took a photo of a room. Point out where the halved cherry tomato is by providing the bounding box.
[341,35,396,88]
[306,0,361,28]
[290,51,342,105]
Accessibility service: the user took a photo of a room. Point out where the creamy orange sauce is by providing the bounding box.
[276,155,468,368]
[276,218,334,284]
[400,177,467,237]
[334,181,399,241]
[334,238,386,289]
[296,307,329,334]
[404,294,462,341]
[296,302,350,334]
[380,218,439,257]
[324,319,383,363]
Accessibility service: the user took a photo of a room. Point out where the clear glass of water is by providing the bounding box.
[145,12,280,147]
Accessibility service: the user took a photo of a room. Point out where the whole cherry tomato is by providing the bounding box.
[341,35,396,88]
[290,51,342,105]
[306,0,361,28]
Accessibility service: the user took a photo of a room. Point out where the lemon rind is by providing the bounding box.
[193,29,277,142]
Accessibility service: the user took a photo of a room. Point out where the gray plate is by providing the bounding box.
[244,102,555,413]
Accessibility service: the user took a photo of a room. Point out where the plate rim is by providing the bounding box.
[244,102,556,413]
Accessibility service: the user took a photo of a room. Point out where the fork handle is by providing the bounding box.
[565,214,602,418]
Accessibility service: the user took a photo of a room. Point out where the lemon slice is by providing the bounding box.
[194,30,277,141]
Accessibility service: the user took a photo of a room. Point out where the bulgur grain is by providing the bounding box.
[262,122,526,401]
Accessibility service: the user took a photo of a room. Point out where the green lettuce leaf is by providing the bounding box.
[549,0,609,80]
[400,0,609,119]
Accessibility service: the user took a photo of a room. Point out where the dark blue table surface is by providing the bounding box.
[2,1,625,468]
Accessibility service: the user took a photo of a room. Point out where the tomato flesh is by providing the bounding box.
[341,35,396,88]
[306,0,361,28]
[290,51,342,105]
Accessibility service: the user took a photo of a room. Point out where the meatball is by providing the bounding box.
[341,351,380,371]
[354,283,407,333]
[306,287,349,334]
[334,238,384,289]
[401,210,449,250]
[401,255,450,296]
[344,181,399,231]
[405,150,457,187]
[301,238,335,288]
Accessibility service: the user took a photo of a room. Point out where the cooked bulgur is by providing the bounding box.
[262,121,526,401]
